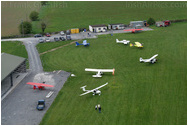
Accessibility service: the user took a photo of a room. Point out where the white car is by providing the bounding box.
[45,38,50,42]
[60,31,65,36]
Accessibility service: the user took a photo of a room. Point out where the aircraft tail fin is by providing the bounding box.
[75,42,79,46]
[116,39,119,43]
[130,43,134,47]
[80,85,87,91]
[140,57,144,62]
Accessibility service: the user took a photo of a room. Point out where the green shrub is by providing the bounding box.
[19,21,32,34]
[147,18,156,25]
[29,11,39,21]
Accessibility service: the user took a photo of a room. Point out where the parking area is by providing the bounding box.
[1,70,70,125]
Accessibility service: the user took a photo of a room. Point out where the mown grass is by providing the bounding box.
[33,1,187,33]
[1,41,29,68]
[38,22,187,125]
[36,40,76,54]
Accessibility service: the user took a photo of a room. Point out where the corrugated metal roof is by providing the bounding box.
[109,23,124,25]
[1,53,26,81]
[90,24,107,27]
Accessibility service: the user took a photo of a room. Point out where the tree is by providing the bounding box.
[41,22,47,33]
[147,18,156,25]
[19,21,32,34]
[41,1,48,6]
[29,11,39,21]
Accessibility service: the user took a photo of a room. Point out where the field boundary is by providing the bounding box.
[39,40,81,55]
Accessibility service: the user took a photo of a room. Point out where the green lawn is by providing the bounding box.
[1,41,29,67]
[36,40,75,54]
[33,1,187,33]
[1,41,28,58]
[38,22,187,125]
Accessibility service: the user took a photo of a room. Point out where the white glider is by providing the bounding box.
[80,82,108,96]
[85,68,115,77]
[140,54,158,64]
[116,39,130,45]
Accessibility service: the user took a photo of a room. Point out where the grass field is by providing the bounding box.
[33,1,187,33]
[1,1,40,36]
[37,22,187,125]
[1,41,29,67]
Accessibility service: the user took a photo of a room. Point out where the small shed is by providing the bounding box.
[89,24,107,33]
[130,21,144,28]
[108,23,125,30]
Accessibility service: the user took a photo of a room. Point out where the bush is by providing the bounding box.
[29,11,39,21]
[147,18,156,25]
[19,21,32,34]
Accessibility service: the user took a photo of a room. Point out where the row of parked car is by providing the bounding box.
[38,35,72,43]
[34,31,72,43]
[34,31,66,38]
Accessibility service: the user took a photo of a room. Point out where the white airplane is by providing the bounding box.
[80,82,108,96]
[85,68,115,77]
[140,54,158,64]
[116,39,130,45]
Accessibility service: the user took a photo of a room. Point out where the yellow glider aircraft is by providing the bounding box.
[130,42,143,48]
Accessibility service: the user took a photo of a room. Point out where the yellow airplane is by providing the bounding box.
[130,42,143,48]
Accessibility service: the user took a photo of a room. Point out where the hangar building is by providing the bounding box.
[1,53,27,97]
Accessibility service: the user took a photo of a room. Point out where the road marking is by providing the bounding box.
[57,70,61,74]
[46,91,54,98]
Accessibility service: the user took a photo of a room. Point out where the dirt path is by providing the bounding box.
[39,40,81,55]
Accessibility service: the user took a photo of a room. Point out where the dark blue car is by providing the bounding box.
[37,100,45,110]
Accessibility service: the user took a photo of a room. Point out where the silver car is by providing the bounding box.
[60,31,65,36]
[38,38,45,43]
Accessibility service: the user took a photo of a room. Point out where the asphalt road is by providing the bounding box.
[1,38,70,125]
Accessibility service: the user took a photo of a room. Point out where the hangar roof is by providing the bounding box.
[1,53,26,81]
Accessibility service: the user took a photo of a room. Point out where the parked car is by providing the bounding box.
[45,33,51,37]
[54,37,59,41]
[34,34,42,38]
[66,30,71,35]
[45,38,51,42]
[59,36,66,41]
[38,38,45,43]
[60,31,65,36]
[36,100,45,111]
[66,35,71,40]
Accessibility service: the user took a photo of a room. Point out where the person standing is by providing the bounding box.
[95,105,98,110]
[98,104,101,113]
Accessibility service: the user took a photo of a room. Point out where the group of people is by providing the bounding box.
[95,104,101,113]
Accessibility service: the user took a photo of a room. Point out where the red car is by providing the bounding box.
[46,33,51,37]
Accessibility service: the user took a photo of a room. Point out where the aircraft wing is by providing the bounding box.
[124,29,143,31]
[94,82,108,90]
[80,90,93,96]
[85,68,114,73]
[149,54,158,61]
[26,82,54,87]
[135,42,142,47]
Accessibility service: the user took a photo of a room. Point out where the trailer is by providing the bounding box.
[156,20,171,27]
[108,23,125,30]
